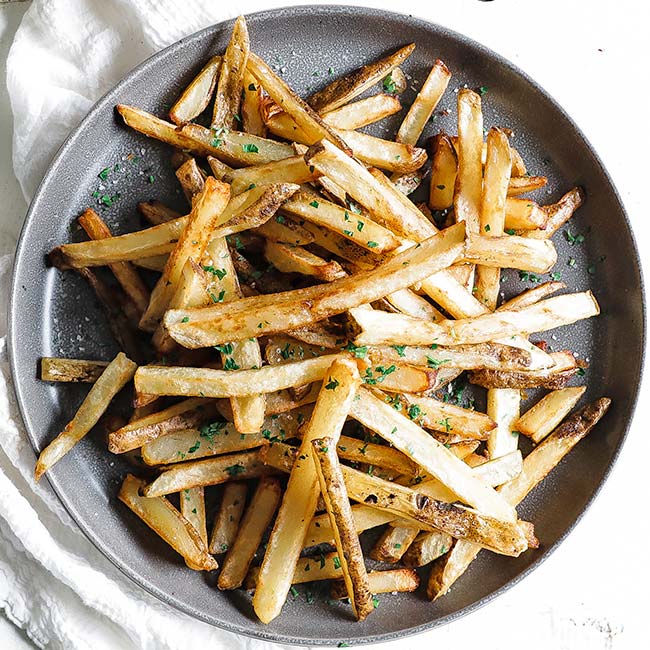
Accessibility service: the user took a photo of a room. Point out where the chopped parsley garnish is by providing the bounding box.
[325,377,340,390]
[391,344,406,357]
[367,241,378,248]
[407,404,423,421]
[309,200,319,208]
[342,342,368,359]
[382,72,397,94]
[248,83,256,91]
[280,343,293,360]
[362,365,396,385]
[147,174,155,183]
[550,271,562,281]
[505,228,516,235]
[577,368,586,376]
[181,316,189,323]
[484,224,491,232]
[275,214,286,224]
[199,420,228,443]
[478,85,488,95]
[519,271,541,283]
[290,586,299,598]
[564,228,585,246]
[223,357,240,371]
[203,265,227,279]
[187,441,200,453]
[242,143,259,153]
[356,221,364,232]
[98,167,111,180]
[214,343,234,355]
[343,230,354,237]
[225,463,246,477]
[438,417,452,432]
[372,596,380,608]
[208,289,226,303]
[427,357,450,369]
[333,556,341,569]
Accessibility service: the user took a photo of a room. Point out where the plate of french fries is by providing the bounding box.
[8,6,644,646]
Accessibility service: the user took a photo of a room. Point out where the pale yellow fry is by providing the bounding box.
[35,352,136,480]
[516,386,586,443]
[504,197,548,230]
[180,486,207,569]
[462,235,557,273]
[349,388,517,522]
[139,177,231,331]
[499,281,566,311]
[322,93,401,129]
[253,358,360,624]
[218,477,282,590]
[242,71,267,137]
[402,530,453,567]
[329,569,420,599]
[454,89,483,234]
[397,59,451,145]
[164,223,465,348]
[209,481,248,554]
[349,291,600,347]
[264,241,346,282]
[40,357,108,383]
[119,475,218,571]
[175,158,205,205]
[169,56,221,125]
[487,388,520,459]
[369,525,420,563]
[522,187,584,240]
[428,133,457,211]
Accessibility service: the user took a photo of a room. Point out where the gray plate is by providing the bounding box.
[8,5,645,647]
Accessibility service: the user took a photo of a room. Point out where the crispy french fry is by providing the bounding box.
[369,525,420,563]
[308,44,415,112]
[349,388,517,522]
[218,477,282,590]
[504,197,548,230]
[281,190,402,254]
[180,486,207,569]
[119,475,218,570]
[349,291,600,347]
[474,128,511,309]
[305,139,437,241]
[397,60,450,145]
[329,569,419,599]
[175,158,205,204]
[143,449,267,496]
[212,16,249,131]
[311,437,374,620]
[35,352,137,480]
[138,200,181,226]
[499,281,566,311]
[255,215,315,246]
[356,359,439,394]
[242,72,267,136]
[247,52,351,154]
[427,398,610,599]
[522,187,585,239]
[516,386,586,443]
[454,89,483,234]
[253,358,360,624]
[264,241,346,281]
[209,481,248,554]
[428,133,457,210]
[402,530,453,567]
[462,235,557,273]
[507,175,547,196]
[169,56,221,125]
[40,358,109,383]
[322,93,401,129]
[165,223,465,348]
[139,177,231,330]
[225,156,320,195]
[383,288,445,321]
[487,388,520,459]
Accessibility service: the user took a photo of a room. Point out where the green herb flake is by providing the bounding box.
[427,356,450,369]
[333,556,341,569]
[214,343,234,355]
[550,271,562,281]
[383,72,397,94]
[577,368,586,376]
[342,342,368,359]
[478,85,488,95]
[187,441,201,453]
[98,167,111,180]
[367,241,378,248]
[203,265,228,279]
[242,143,259,153]
[372,596,380,608]
[391,344,406,357]
[587,264,596,275]
[147,174,155,184]
[223,357,240,371]
[309,200,319,208]
[343,230,354,237]
[505,228,516,235]
[225,463,246,477]
[568,257,577,267]
[181,316,190,323]
[275,214,286,224]
[325,377,340,390]
[290,586,299,599]
[484,224,491,232]
[438,417,453,433]
[248,83,257,91]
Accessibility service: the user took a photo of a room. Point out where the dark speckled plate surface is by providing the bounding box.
[8,5,645,647]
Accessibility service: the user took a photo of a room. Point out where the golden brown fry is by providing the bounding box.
[35,353,137,480]
[523,187,585,239]
[225,156,319,195]
[428,133,457,210]
[253,358,360,624]
[330,569,420,599]
[255,215,315,246]
[322,93,401,129]
[264,241,346,281]
[209,481,248,554]
[402,530,453,567]
[242,72,267,137]
[504,197,548,230]
[169,56,221,125]
[180,486,207,569]
[308,44,415,113]
[507,175,548,196]
[218,477,282,590]
[311,437,374,621]
[119,475,218,570]
[397,60,450,145]
[175,158,205,204]
[165,223,465,348]
[369,525,420,563]
[40,358,109,383]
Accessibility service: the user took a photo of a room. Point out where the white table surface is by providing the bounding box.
[1,1,648,648]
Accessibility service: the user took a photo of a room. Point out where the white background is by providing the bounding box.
[1,0,648,648]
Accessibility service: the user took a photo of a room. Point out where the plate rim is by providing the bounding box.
[8,4,646,646]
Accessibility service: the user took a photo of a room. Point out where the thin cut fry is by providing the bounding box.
[209,481,248,554]
[175,158,205,204]
[428,133,457,210]
[487,388,520,459]
[35,352,137,480]
[322,93,401,129]
[242,72,267,137]
[329,569,419,599]
[504,197,548,230]
[462,235,557,273]
[180,486,207,569]
[507,175,548,196]
[40,358,108,383]
[402,530,453,567]
[522,187,585,239]
[169,56,221,125]
[264,241,346,281]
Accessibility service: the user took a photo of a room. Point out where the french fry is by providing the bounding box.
[454,89,483,234]
[224,156,319,195]
[474,128,511,309]
[169,56,221,125]
[397,60,450,145]
[428,133,457,210]
[78,209,150,318]
[522,187,585,240]
[119,475,218,571]
[180,486,207,569]
[499,281,566,311]
[311,438,374,620]
[369,525,420,563]
[253,358,360,624]
[218,477,282,590]
[305,139,437,241]
[308,44,415,112]
[487,388,520,459]
[402,530,453,567]
[247,52,351,154]
[35,352,137,480]
[462,235,557,273]
[349,291,600,347]
[175,158,205,204]
[117,105,293,166]
[281,190,402,254]
[507,175,548,196]
[392,168,426,196]
[242,72,267,137]
[349,388,517,522]
[332,434,419,477]
[165,223,465,348]
[339,464,531,555]
[329,569,420,599]
[138,200,181,226]
[139,177,231,331]
[209,481,248,554]
[383,288,445,321]
[515,386,586,443]
[322,93,401,129]
[40,358,108,383]
[356,359,439,394]
[264,241,346,281]
[399,393,496,440]
[143,449,267,496]
[427,398,610,599]
[504,197,548,230]
[108,396,213,453]
[134,354,343,399]
[212,16,249,131]
[255,215,315,246]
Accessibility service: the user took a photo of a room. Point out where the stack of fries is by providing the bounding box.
[36,15,610,625]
